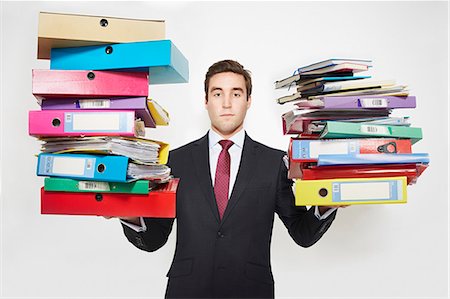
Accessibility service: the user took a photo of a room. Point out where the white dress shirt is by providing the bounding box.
[121,129,335,232]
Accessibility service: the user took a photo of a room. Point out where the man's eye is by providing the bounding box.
[213,93,221,97]
[234,93,241,97]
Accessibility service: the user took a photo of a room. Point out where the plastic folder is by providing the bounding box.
[29,110,143,137]
[295,177,407,206]
[38,12,165,59]
[44,177,150,194]
[37,153,129,182]
[295,96,416,110]
[320,121,423,144]
[32,70,149,100]
[289,138,412,162]
[317,153,430,166]
[50,40,189,84]
[40,97,156,128]
[40,178,178,217]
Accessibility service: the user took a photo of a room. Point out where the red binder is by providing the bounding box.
[41,179,178,217]
[289,163,428,185]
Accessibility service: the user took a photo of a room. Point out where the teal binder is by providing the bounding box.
[50,40,189,84]
[320,121,423,144]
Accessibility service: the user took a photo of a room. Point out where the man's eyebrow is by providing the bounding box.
[232,87,244,92]
[210,87,223,92]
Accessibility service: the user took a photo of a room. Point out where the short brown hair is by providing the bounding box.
[204,60,252,100]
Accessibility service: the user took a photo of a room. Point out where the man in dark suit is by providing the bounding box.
[118,60,338,298]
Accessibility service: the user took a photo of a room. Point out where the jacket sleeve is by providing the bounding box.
[121,217,174,252]
[275,156,337,248]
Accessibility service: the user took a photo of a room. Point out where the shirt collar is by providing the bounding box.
[208,128,245,150]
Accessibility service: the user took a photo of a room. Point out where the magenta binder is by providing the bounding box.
[29,110,138,137]
[32,70,149,99]
[40,97,156,128]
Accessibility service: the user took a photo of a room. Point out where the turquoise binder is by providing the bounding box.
[320,121,423,144]
[50,40,189,84]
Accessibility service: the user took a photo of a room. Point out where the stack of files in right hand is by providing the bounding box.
[30,12,189,217]
[275,58,429,206]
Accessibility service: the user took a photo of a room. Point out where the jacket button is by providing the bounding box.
[217,231,225,238]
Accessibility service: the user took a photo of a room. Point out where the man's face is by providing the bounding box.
[205,72,251,138]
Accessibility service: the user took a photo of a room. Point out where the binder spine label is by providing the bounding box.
[78,99,111,109]
[64,112,132,132]
[332,180,402,202]
[361,125,388,135]
[78,181,111,191]
[361,98,388,108]
[40,155,95,178]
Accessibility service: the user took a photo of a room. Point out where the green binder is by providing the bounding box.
[44,177,150,194]
[320,121,423,144]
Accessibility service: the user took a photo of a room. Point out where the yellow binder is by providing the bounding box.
[38,12,165,59]
[295,176,407,206]
[147,98,170,126]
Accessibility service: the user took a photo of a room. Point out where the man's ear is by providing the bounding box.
[246,96,252,109]
[205,96,208,107]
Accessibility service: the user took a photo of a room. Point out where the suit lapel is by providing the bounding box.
[191,133,220,223]
[220,134,258,225]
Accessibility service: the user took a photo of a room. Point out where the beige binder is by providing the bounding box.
[38,12,165,59]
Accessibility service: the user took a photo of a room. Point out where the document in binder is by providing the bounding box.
[320,121,423,144]
[40,178,178,217]
[290,163,428,185]
[289,138,412,162]
[37,153,129,182]
[44,177,151,194]
[28,110,145,137]
[295,177,407,205]
[50,40,189,84]
[38,12,165,59]
[32,70,149,100]
[40,97,156,128]
[295,96,416,110]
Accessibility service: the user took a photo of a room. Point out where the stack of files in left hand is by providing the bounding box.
[29,12,190,217]
[274,58,430,206]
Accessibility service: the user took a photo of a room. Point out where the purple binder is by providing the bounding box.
[296,96,416,110]
[40,97,156,128]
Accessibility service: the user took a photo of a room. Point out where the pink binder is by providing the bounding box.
[32,70,149,99]
[29,110,138,137]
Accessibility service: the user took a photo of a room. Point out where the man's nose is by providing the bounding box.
[222,94,232,108]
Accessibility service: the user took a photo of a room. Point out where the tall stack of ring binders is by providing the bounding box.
[29,12,189,217]
[275,58,429,206]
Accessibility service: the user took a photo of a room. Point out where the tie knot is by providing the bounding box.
[219,139,234,151]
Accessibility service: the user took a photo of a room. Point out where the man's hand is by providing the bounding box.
[103,216,141,226]
[318,205,349,215]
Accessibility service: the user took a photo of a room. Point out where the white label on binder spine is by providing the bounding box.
[79,99,111,109]
[361,125,388,135]
[361,98,388,108]
[73,113,120,131]
[310,141,349,158]
[79,181,110,191]
[52,157,86,176]
[340,182,390,200]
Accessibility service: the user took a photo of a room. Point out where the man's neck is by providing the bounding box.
[211,126,244,139]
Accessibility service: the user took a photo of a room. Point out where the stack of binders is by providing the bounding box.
[29,12,189,217]
[275,58,429,206]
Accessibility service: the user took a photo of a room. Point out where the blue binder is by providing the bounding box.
[37,153,129,182]
[50,40,189,84]
[317,153,430,166]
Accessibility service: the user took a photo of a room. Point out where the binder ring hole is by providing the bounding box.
[99,18,108,27]
[51,118,61,127]
[87,72,95,80]
[95,193,103,202]
[318,188,328,198]
[105,46,113,54]
[97,164,106,173]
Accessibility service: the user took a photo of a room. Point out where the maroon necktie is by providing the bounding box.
[214,140,234,219]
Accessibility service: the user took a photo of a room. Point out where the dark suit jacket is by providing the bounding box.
[122,133,337,298]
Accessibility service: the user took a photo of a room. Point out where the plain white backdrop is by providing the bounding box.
[0,1,448,298]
